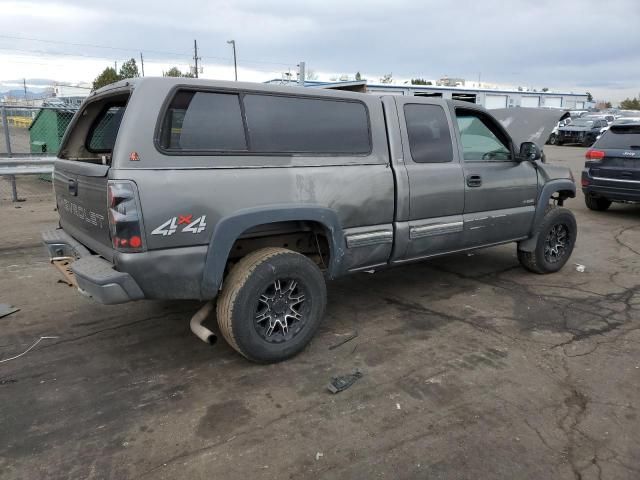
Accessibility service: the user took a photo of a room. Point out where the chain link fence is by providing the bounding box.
[1,104,78,203]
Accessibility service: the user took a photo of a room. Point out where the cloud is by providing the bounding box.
[1,0,639,101]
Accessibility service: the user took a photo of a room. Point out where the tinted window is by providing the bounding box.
[404,104,453,163]
[595,125,640,149]
[456,112,512,161]
[87,105,126,152]
[159,91,247,151]
[243,94,370,154]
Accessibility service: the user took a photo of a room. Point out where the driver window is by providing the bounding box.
[456,111,512,161]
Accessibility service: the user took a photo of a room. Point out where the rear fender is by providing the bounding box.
[200,205,345,298]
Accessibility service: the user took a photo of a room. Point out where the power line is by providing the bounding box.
[0,33,192,58]
[0,33,298,68]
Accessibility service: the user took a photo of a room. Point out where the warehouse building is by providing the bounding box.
[266,79,589,110]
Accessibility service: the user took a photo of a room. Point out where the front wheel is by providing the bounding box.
[548,133,558,145]
[518,206,577,274]
[217,247,327,363]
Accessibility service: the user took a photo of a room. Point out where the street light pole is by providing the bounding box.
[227,40,237,81]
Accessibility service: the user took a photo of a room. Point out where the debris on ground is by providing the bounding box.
[315,452,323,461]
[0,336,59,364]
[396,403,401,410]
[328,330,359,350]
[327,370,363,394]
[575,264,586,272]
[0,304,20,319]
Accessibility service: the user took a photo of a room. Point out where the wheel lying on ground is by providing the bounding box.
[518,206,577,274]
[217,247,327,363]
[584,194,611,211]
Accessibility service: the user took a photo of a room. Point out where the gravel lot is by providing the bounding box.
[1,146,639,480]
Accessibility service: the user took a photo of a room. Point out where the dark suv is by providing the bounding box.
[582,123,640,210]
[557,118,608,146]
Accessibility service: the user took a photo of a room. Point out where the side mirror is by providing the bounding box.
[519,141,541,161]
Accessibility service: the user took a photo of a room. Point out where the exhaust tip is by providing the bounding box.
[190,301,218,346]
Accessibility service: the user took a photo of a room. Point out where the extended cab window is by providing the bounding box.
[404,104,453,163]
[159,91,247,151]
[243,94,370,154]
[456,111,512,161]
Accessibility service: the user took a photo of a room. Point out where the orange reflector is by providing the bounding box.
[129,151,140,161]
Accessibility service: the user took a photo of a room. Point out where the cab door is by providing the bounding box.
[452,106,539,247]
[391,97,466,262]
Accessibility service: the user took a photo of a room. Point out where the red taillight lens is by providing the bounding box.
[581,178,589,187]
[586,149,605,161]
[107,181,145,253]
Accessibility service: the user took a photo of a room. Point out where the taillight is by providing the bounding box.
[107,181,145,253]
[585,149,605,161]
[581,178,589,187]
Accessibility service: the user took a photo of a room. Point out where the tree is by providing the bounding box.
[541,87,549,92]
[119,58,139,79]
[163,67,194,78]
[411,78,429,85]
[355,71,362,81]
[92,67,120,91]
[586,92,593,102]
[620,96,640,110]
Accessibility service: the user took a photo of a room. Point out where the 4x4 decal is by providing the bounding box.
[152,215,207,236]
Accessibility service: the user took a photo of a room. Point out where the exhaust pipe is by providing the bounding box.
[190,301,217,345]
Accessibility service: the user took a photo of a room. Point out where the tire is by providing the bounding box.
[216,247,327,363]
[582,136,594,147]
[584,194,611,211]
[548,133,557,145]
[518,206,577,274]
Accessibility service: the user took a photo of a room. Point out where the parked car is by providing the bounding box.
[557,118,608,146]
[547,118,572,145]
[582,122,640,210]
[42,78,577,363]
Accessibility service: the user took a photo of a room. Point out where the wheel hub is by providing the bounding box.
[255,279,306,342]
[544,223,569,263]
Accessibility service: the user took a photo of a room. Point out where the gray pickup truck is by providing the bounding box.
[43,78,577,363]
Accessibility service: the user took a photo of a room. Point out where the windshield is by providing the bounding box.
[570,119,594,127]
[613,118,640,125]
[594,125,640,149]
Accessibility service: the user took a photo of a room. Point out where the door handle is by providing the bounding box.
[68,179,78,196]
[467,174,482,187]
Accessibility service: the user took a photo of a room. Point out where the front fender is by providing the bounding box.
[200,205,345,299]
[519,178,576,252]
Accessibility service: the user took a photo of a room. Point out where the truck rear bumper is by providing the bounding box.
[42,228,144,304]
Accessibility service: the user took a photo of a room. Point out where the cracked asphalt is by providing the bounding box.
[1,146,639,480]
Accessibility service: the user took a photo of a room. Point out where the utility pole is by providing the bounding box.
[297,61,306,86]
[227,40,237,81]
[140,52,145,77]
[193,39,200,78]
[114,61,118,73]
[23,78,27,103]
